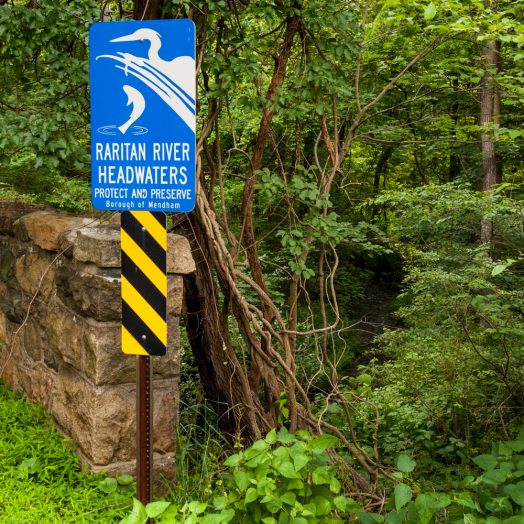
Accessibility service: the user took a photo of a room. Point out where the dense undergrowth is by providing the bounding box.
[0,382,131,523]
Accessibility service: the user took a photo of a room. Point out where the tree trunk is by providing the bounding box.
[133,0,164,20]
[479,40,501,243]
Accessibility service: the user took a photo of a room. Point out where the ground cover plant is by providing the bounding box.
[0,381,132,523]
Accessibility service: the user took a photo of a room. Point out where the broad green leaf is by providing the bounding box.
[117,474,134,486]
[265,429,277,444]
[224,453,242,467]
[281,491,296,506]
[312,466,331,485]
[145,501,171,518]
[120,498,147,524]
[293,452,310,472]
[492,264,509,276]
[504,481,524,506]
[245,487,258,504]
[396,454,416,473]
[98,477,118,494]
[386,510,408,524]
[311,496,332,516]
[201,514,228,524]
[213,496,228,510]
[277,427,296,444]
[473,454,498,471]
[329,476,341,494]
[309,434,339,453]
[455,492,480,511]
[333,496,347,511]
[359,512,385,524]
[394,483,413,510]
[187,501,207,514]
[424,2,437,21]
[275,460,299,479]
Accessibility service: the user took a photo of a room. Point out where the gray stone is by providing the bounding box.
[0,244,15,282]
[17,362,55,410]
[83,317,180,386]
[15,251,56,299]
[0,200,46,236]
[51,364,135,465]
[3,285,27,324]
[21,316,45,363]
[83,321,135,385]
[167,234,196,274]
[57,262,121,322]
[46,297,85,371]
[73,227,121,268]
[13,211,94,251]
[168,275,184,316]
[51,364,177,466]
[0,310,8,346]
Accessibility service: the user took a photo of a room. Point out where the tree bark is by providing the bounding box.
[180,211,272,440]
[133,0,164,20]
[479,40,501,243]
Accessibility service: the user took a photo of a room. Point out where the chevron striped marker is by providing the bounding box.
[121,211,167,356]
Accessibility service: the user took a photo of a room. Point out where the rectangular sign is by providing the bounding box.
[121,211,167,356]
[90,20,196,212]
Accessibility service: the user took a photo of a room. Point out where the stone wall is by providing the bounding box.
[0,200,195,478]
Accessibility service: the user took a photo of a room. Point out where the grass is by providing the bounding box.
[0,381,132,523]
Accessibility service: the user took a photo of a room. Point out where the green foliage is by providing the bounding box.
[0,1,98,174]
[349,184,524,466]
[120,428,360,523]
[0,381,130,522]
[359,430,524,524]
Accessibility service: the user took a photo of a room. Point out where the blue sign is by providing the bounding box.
[90,20,195,212]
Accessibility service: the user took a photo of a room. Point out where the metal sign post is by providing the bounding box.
[90,19,196,507]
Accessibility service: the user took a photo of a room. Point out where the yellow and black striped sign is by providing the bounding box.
[121,211,167,356]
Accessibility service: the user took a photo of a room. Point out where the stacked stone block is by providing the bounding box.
[0,201,195,476]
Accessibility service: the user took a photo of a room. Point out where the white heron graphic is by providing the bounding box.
[97,28,196,133]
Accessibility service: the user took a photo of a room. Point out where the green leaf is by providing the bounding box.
[224,453,242,467]
[455,492,480,511]
[277,427,296,444]
[98,477,118,494]
[120,498,147,524]
[187,501,208,514]
[265,429,277,445]
[333,496,347,511]
[359,512,385,524]
[201,514,229,524]
[394,483,413,510]
[145,501,171,518]
[281,492,296,506]
[234,471,250,491]
[492,264,510,276]
[312,496,332,516]
[117,474,134,486]
[396,454,416,473]
[275,460,299,479]
[312,466,332,485]
[309,434,339,453]
[503,482,524,506]
[473,454,498,471]
[293,452,310,472]
[330,476,342,494]
[213,496,229,510]
[386,510,408,524]
[245,487,258,504]
[424,2,437,21]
